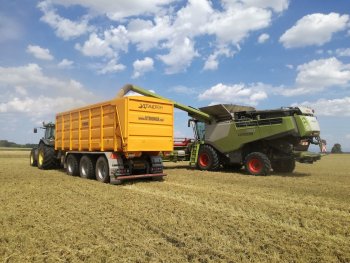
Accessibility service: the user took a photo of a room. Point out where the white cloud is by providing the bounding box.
[286,64,294,69]
[199,82,268,106]
[132,57,154,78]
[278,57,350,96]
[58,58,74,68]
[97,59,125,74]
[50,0,175,20]
[75,33,114,57]
[158,37,198,74]
[280,13,349,48]
[294,97,350,116]
[170,85,197,95]
[223,0,289,12]
[203,46,234,71]
[335,48,350,57]
[38,1,93,40]
[258,33,270,43]
[26,45,54,60]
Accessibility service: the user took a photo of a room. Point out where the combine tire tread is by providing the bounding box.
[245,152,271,176]
[197,144,220,171]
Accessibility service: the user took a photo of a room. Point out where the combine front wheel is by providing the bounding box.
[245,152,271,176]
[197,145,220,171]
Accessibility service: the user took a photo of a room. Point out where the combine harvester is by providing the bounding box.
[30,95,174,184]
[118,84,322,176]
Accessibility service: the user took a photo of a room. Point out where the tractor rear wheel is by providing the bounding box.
[95,156,110,183]
[30,148,37,167]
[272,158,295,173]
[197,145,220,171]
[79,155,95,179]
[244,152,271,176]
[37,144,57,170]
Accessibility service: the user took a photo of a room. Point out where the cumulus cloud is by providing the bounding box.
[280,13,349,48]
[49,0,175,20]
[199,82,268,106]
[132,57,154,78]
[0,64,96,119]
[335,48,350,57]
[294,97,350,116]
[58,58,74,68]
[38,1,93,40]
[280,57,350,96]
[69,0,287,74]
[258,33,270,43]
[158,37,198,74]
[26,45,54,60]
[97,59,125,74]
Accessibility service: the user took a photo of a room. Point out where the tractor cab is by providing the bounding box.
[34,122,56,146]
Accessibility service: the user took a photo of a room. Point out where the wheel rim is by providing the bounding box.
[97,161,107,180]
[38,151,44,166]
[67,159,73,173]
[30,153,34,164]
[248,158,262,173]
[199,153,209,167]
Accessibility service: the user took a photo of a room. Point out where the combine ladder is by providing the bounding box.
[189,142,201,167]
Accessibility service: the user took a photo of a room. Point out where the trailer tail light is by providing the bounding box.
[110,152,119,159]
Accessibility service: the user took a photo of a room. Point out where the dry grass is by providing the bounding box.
[0,153,349,262]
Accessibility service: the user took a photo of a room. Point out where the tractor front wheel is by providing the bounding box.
[30,148,37,167]
[197,145,220,171]
[244,152,271,176]
[37,144,57,170]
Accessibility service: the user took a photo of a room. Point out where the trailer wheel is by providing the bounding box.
[30,148,37,167]
[79,155,95,179]
[272,158,295,173]
[37,144,57,170]
[197,145,220,171]
[96,156,110,183]
[66,154,79,176]
[245,152,271,176]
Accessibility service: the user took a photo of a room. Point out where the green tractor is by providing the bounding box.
[118,84,322,176]
[30,122,59,169]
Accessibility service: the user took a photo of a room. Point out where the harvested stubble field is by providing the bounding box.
[0,151,349,263]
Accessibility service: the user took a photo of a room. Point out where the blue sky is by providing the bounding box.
[0,0,350,151]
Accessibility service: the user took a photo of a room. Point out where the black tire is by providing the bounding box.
[95,156,110,183]
[196,145,220,171]
[79,155,95,179]
[66,154,79,176]
[272,158,295,173]
[37,144,57,170]
[244,152,271,176]
[30,148,37,167]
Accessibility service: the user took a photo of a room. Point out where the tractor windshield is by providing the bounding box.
[44,126,55,140]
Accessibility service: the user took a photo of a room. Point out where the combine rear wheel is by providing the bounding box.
[197,145,220,171]
[244,152,271,176]
[272,158,295,173]
[30,148,37,167]
[79,155,95,179]
[37,144,57,169]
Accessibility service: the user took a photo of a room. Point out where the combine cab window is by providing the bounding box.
[195,122,205,141]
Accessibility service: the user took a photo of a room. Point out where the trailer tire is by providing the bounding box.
[37,144,57,170]
[66,154,79,176]
[197,145,220,171]
[95,156,110,183]
[245,152,271,176]
[30,148,37,167]
[272,158,295,173]
[79,155,95,179]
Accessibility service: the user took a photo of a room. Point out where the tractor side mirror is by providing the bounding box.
[33,128,37,133]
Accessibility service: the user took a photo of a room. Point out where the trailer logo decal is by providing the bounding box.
[138,103,163,110]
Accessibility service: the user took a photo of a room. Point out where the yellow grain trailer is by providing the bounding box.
[55,95,173,184]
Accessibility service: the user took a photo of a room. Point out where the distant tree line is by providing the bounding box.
[0,140,36,148]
